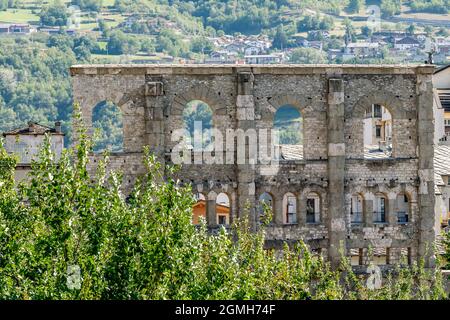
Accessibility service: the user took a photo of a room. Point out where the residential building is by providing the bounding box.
[0,23,31,34]
[394,36,420,50]
[2,122,64,181]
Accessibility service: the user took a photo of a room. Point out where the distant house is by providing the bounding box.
[225,42,245,54]
[38,27,76,36]
[2,122,64,181]
[244,45,263,56]
[394,36,420,50]
[244,53,283,64]
[0,23,31,34]
[343,42,379,60]
[192,200,230,225]
[205,50,238,64]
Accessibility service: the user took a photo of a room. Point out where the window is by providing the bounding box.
[274,105,303,160]
[92,101,123,153]
[373,104,382,118]
[351,194,363,224]
[306,193,320,223]
[216,193,230,225]
[283,193,297,224]
[258,192,273,223]
[183,100,213,151]
[375,125,381,138]
[373,194,386,223]
[396,193,409,224]
[218,215,226,225]
[364,104,392,159]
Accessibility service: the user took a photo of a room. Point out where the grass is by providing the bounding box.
[0,9,39,24]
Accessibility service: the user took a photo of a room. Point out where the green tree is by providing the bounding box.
[346,0,364,14]
[289,47,327,64]
[381,0,401,18]
[406,24,416,35]
[71,0,102,12]
[0,111,447,300]
[190,36,214,54]
[272,25,288,50]
[40,0,68,27]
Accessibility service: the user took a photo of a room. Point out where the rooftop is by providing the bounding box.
[2,122,64,136]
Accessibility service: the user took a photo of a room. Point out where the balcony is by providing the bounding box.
[351,211,363,225]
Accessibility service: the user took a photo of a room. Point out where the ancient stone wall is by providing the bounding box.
[71,64,437,268]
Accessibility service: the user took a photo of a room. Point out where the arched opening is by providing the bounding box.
[92,101,123,153]
[192,192,207,225]
[258,192,273,223]
[216,192,230,225]
[306,192,321,223]
[363,104,392,159]
[274,105,303,160]
[396,193,410,224]
[282,192,297,224]
[351,193,364,225]
[373,193,387,224]
[182,100,213,151]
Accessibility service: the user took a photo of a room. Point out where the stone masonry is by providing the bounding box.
[70,64,437,268]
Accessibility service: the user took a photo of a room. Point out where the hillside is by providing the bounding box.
[0,0,448,149]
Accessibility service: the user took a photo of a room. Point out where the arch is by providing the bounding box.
[349,91,412,159]
[265,94,312,119]
[182,100,213,150]
[395,192,411,224]
[306,192,321,223]
[373,192,387,224]
[282,192,297,224]
[350,91,406,120]
[171,86,225,116]
[216,192,230,225]
[92,100,123,153]
[258,192,274,223]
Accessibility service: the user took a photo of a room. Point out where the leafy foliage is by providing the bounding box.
[274,105,302,145]
[92,101,123,153]
[0,108,447,299]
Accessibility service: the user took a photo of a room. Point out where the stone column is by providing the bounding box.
[327,78,346,268]
[235,70,257,230]
[207,198,217,228]
[387,196,397,225]
[298,194,306,225]
[416,70,436,268]
[274,196,284,225]
[363,198,374,227]
[145,80,166,163]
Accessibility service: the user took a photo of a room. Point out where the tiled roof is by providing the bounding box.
[279,144,303,160]
[434,145,450,176]
[2,122,62,136]
[277,144,393,160]
[349,235,447,256]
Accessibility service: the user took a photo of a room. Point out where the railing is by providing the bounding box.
[397,211,409,224]
[351,212,363,224]
[286,213,297,224]
[373,211,386,224]
[306,212,316,223]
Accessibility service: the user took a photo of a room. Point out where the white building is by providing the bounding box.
[2,122,64,181]
[394,36,420,50]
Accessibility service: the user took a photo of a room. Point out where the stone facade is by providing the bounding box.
[70,64,437,268]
